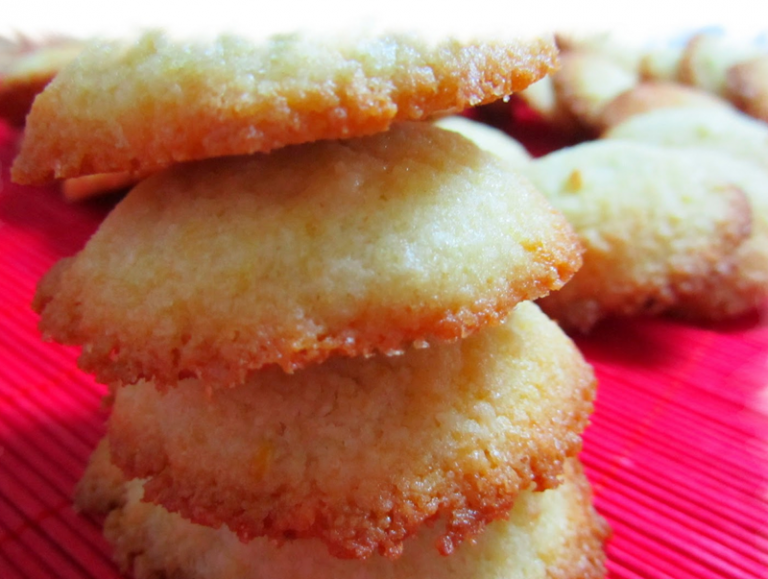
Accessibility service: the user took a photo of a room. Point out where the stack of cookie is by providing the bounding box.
[15,25,609,579]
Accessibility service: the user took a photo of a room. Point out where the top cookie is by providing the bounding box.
[11,29,557,184]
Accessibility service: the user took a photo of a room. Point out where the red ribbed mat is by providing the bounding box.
[1,115,766,579]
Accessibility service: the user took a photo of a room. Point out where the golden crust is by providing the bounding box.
[529,141,755,331]
[106,301,596,559]
[33,122,582,388]
[597,81,732,133]
[726,55,768,124]
[11,29,557,184]
[76,447,608,579]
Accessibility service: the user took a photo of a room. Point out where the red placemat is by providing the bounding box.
[0,115,766,579]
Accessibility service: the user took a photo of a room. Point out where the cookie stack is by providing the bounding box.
[16,26,609,579]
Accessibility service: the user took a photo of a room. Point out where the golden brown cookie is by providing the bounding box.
[528,140,754,331]
[76,445,608,579]
[12,28,557,184]
[33,122,582,388]
[726,55,768,124]
[552,51,638,132]
[106,300,596,559]
[597,81,732,133]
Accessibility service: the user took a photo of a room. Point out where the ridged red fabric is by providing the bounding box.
[0,113,766,579]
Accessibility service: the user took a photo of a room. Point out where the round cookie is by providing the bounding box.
[528,140,754,331]
[597,81,732,134]
[33,122,583,388]
[604,106,768,170]
[551,51,638,133]
[726,55,768,124]
[106,301,596,559]
[11,28,557,184]
[76,443,609,579]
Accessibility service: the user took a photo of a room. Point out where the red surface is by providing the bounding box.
[1,115,767,578]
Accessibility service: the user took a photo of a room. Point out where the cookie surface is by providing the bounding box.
[11,28,556,184]
[34,122,582,388]
[107,301,596,559]
[77,444,608,579]
[528,140,754,331]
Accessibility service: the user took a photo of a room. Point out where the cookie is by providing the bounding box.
[638,45,684,83]
[434,115,532,168]
[726,55,768,124]
[597,81,731,133]
[76,443,608,579]
[604,107,768,170]
[552,51,638,132]
[528,140,754,331]
[33,122,582,388]
[11,28,557,184]
[106,301,596,559]
[678,32,763,97]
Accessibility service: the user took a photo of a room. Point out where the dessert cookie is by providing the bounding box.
[107,301,596,559]
[678,32,763,97]
[552,51,638,132]
[604,107,768,170]
[528,141,754,331]
[33,122,582,388]
[77,442,609,579]
[434,115,532,168]
[12,28,557,184]
[726,55,768,124]
[597,81,731,133]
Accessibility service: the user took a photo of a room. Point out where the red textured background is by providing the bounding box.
[0,110,766,578]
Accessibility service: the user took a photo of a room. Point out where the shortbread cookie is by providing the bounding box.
[597,81,731,133]
[33,122,582,388]
[517,75,581,133]
[76,443,609,579]
[528,141,753,331]
[434,115,531,168]
[678,32,763,97]
[726,55,768,123]
[639,45,684,82]
[604,107,768,170]
[552,51,638,132]
[605,107,768,320]
[0,35,82,125]
[12,28,557,184]
[107,301,596,559]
